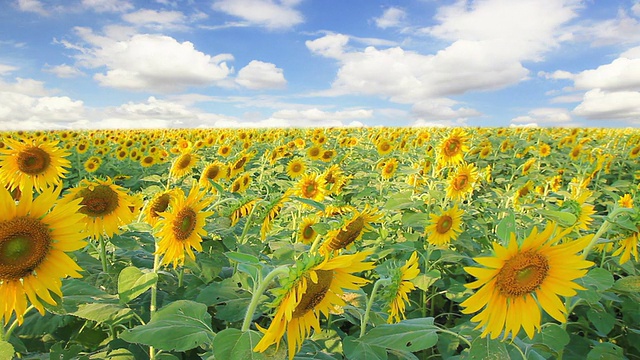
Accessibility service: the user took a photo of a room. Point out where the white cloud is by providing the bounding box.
[412,98,481,120]
[236,60,286,89]
[374,7,406,29]
[0,88,86,130]
[306,33,349,58]
[634,1,640,17]
[511,108,573,126]
[539,70,574,80]
[570,9,640,46]
[67,28,233,92]
[212,0,303,30]
[122,9,188,31]
[16,0,48,15]
[0,77,50,96]
[81,0,134,13]
[573,56,640,92]
[43,64,85,78]
[573,89,640,121]
[0,64,18,75]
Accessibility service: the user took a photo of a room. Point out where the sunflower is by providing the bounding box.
[0,185,86,325]
[376,140,394,155]
[438,129,469,167]
[384,251,420,323]
[521,158,536,175]
[322,164,347,195]
[199,161,227,191]
[539,143,551,157]
[425,205,464,246]
[612,232,638,264]
[60,177,139,239]
[144,188,183,227]
[253,251,374,359]
[460,223,594,339]
[628,144,640,159]
[0,138,71,193]
[618,194,634,208]
[155,183,213,268]
[561,185,595,231]
[286,158,306,179]
[230,172,251,194]
[170,151,199,179]
[83,157,100,173]
[218,144,232,157]
[298,216,319,244]
[381,158,399,179]
[295,173,326,203]
[140,155,155,168]
[307,145,323,161]
[319,206,382,254]
[446,163,478,201]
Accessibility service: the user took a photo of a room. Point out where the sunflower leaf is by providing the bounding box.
[211,328,266,360]
[119,300,214,352]
[118,266,158,304]
[359,318,438,353]
[496,212,516,243]
[465,336,509,360]
[342,336,387,360]
[0,341,14,360]
[612,275,640,293]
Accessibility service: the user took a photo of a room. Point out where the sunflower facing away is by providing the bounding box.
[460,223,594,339]
[155,183,214,268]
[319,206,383,254]
[60,177,140,239]
[0,185,86,324]
[425,205,464,246]
[253,251,374,359]
[612,232,638,265]
[0,138,71,193]
[383,251,420,323]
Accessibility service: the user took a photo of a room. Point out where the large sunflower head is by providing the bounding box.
[460,223,594,340]
[438,129,470,167]
[155,183,214,268]
[254,251,374,359]
[425,205,464,246]
[0,138,71,193]
[319,205,383,254]
[0,185,86,325]
[295,173,326,203]
[60,177,139,239]
[446,163,478,201]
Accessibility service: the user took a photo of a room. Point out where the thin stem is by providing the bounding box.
[238,200,260,245]
[309,231,324,254]
[582,207,625,260]
[434,327,472,347]
[360,278,389,338]
[149,248,161,360]
[241,265,290,332]
[4,305,35,340]
[98,236,109,273]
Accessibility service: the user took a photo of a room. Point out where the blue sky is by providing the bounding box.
[1,0,640,130]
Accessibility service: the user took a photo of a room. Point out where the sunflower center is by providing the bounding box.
[302,225,316,240]
[381,143,390,151]
[453,174,468,190]
[292,163,302,172]
[177,154,192,170]
[329,216,364,250]
[496,250,549,297]
[151,194,171,218]
[206,166,220,179]
[0,217,51,280]
[78,185,120,217]
[292,270,333,318]
[444,139,461,156]
[310,148,320,157]
[302,181,318,198]
[17,147,51,175]
[436,216,452,234]
[173,207,197,241]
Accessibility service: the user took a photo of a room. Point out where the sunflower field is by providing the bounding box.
[0,127,639,360]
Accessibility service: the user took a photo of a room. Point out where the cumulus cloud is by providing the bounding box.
[412,98,481,121]
[0,64,18,75]
[374,7,406,29]
[16,0,48,15]
[43,64,85,78]
[572,89,640,121]
[122,9,188,31]
[211,0,303,30]
[81,0,134,13]
[511,108,573,126]
[66,28,233,92]
[570,8,640,46]
[236,60,286,89]
[573,54,640,92]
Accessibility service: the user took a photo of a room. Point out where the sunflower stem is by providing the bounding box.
[581,207,624,260]
[98,235,109,273]
[434,326,472,347]
[360,278,390,338]
[4,305,34,340]
[149,250,161,360]
[309,230,324,254]
[241,265,290,332]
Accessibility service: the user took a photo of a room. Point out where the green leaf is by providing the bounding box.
[538,210,577,227]
[212,329,266,360]
[612,275,640,293]
[359,318,438,352]
[226,251,260,264]
[120,300,214,352]
[576,268,614,292]
[290,196,325,211]
[496,212,516,243]
[401,212,430,229]
[412,270,441,291]
[118,266,158,304]
[0,341,14,360]
[464,337,509,360]
[342,336,387,360]
[586,342,624,360]
[196,278,253,322]
[72,303,133,325]
[587,308,616,336]
[383,191,416,210]
[530,324,569,355]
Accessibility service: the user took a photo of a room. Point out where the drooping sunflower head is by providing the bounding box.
[295,173,326,203]
[0,138,71,193]
[61,177,139,239]
[155,183,214,268]
[381,251,420,323]
[319,206,383,254]
[170,151,199,179]
[254,251,374,359]
[460,223,594,340]
[0,185,86,324]
[425,204,464,246]
[438,129,469,166]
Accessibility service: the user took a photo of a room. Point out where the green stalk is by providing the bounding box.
[149,248,161,360]
[360,278,389,338]
[3,305,34,341]
[581,207,625,260]
[241,265,290,332]
[98,235,109,273]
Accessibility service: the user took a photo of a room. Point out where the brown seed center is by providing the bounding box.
[292,270,333,318]
[78,185,120,218]
[436,215,452,234]
[496,250,549,297]
[0,216,51,280]
[17,147,51,175]
[172,207,197,241]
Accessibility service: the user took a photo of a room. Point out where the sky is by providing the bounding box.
[1,0,640,130]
